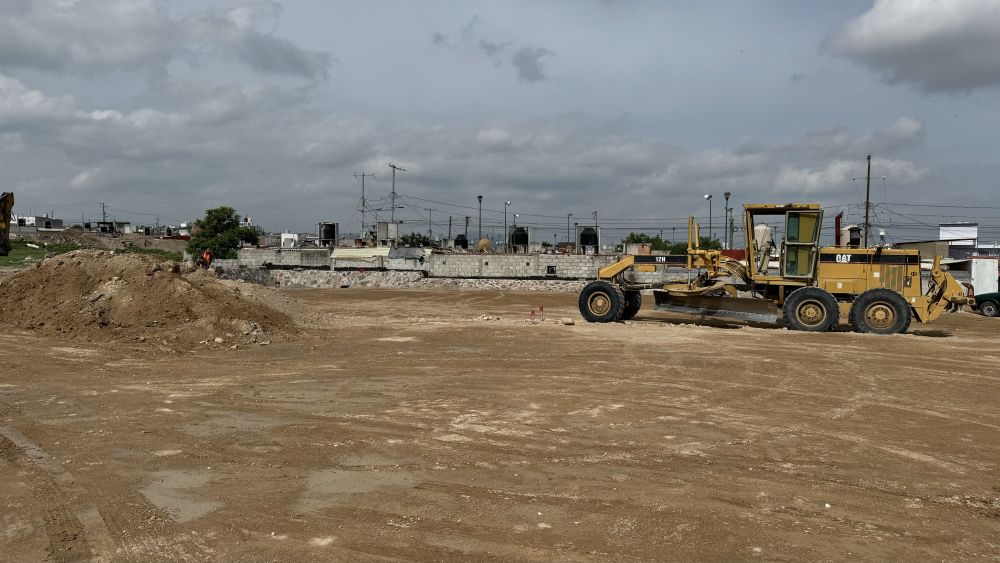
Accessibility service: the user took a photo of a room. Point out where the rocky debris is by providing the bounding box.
[0,250,298,346]
[561,318,576,326]
[260,268,590,293]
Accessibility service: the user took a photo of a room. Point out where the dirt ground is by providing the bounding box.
[2,288,999,562]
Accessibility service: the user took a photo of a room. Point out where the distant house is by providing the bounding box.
[94,220,130,234]
[13,214,64,229]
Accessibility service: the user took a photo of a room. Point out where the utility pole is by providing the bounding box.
[672,227,676,245]
[864,153,872,248]
[387,163,405,225]
[477,195,483,242]
[447,216,452,239]
[354,172,375,238]
[464,216,470,236]
[427,208,433,239]
[100,202,106,223]
[566,213,573,246]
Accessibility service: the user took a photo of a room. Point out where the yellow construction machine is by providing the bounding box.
[0,192,12,257]
[579,203,971,334]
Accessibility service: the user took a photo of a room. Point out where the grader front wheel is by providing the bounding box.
[579,281,625,323]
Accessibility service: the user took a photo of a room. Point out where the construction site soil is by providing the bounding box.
[0,251,298,348]
[2,276,999,561]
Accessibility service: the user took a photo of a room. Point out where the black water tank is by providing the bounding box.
[579,227,599,247]
[318,222,337,244]
[511,227,529,247]
[454,234,469,249]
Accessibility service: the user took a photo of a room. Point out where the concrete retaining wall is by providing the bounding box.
[224,247,688,289]
[427,253,620,279]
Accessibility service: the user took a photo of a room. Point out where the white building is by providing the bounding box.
[939,223,978,246]
[280,232,299,248]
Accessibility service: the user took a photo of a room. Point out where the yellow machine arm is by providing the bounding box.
[596,216,752,286]
[0,191,13,257]
[916,255,974,322]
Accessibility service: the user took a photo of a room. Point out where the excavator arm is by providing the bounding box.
[0,192,13,257]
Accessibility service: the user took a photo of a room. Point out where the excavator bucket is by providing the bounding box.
[653,291,779,324]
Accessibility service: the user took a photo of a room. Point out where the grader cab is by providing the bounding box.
[579,203,971,334]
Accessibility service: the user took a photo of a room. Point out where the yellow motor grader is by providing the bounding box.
[579,203,971,334]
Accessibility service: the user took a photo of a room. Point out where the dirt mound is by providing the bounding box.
[0,250,298,346]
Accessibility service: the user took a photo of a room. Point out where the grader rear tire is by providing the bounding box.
[579,281,625,323]
[849,288,912,334]
[621,290,642,321]
[783,287,839,332]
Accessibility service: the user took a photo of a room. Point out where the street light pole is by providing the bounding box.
[567,213,572,247]
[477,195,483,243]
[704,194,713,244]
[593,211,599,253]
[504,201,511,253]
[723,191,731,250]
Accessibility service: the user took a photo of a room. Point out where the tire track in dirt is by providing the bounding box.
[0,428,97,563]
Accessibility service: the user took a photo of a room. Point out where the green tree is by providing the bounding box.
[623,232,721,254]
[622,232,673,252]
[666,236,722,254]
[186,206,259,259]
[399,232,431,247]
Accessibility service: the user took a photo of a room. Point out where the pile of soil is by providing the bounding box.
[0,250,298,346]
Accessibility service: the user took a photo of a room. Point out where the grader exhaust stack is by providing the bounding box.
[578,203,971,334]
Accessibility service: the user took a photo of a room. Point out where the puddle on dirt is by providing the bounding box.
[141,470,222,523]
[182,412,287,437]
[338,452,412,466]
[296,469,421,513]
[48,346,99,361]
[375,336,417,342]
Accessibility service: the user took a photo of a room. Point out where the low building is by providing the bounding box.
[13,215,64,229]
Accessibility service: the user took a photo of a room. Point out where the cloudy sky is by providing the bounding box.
[3,0,1000,243]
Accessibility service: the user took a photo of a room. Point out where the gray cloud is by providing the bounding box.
[826,0,1000,92]
[511,47,551,83]
[478,40,511,68]
[2,1,996,243]
[510,47,551,83]
[0,0,331,80]
[432,16,551,83]
[0,69,932,236]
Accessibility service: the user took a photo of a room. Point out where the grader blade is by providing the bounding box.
[653,291,779,324]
